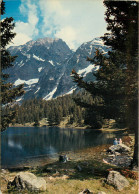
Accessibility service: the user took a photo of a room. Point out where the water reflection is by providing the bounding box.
[1,127,123,168]
[8,139,22,150]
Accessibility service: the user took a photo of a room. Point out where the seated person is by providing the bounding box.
[118,138,122,144]
[113,138,118,145]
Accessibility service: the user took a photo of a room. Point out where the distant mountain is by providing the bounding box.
[6,37,110,102]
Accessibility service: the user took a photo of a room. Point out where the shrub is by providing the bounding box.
[121,169,138,180]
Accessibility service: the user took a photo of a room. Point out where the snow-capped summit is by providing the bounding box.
[90,37,104,45]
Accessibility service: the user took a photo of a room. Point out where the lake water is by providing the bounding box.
[1,127,124,168]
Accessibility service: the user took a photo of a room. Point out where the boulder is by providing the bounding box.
[108,144,130,153]
[1,169,8,174]
[107,171,129,191]
[7,172,46,192]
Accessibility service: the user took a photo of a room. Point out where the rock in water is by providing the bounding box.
[107,171,129,191]
[7,172,46,192]
[108,144,131,153]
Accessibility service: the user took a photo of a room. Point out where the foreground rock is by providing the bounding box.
[108,144,131,153]
[107,171,129,191]
[7,172,46,192]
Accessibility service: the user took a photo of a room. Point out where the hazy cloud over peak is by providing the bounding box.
[8,0,107,50]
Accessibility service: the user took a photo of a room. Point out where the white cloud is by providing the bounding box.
[8,33,31,47]
[55,26,77,49]
[9,0,107,50]
[19,2,26,15]
[39,0,107,50]
[9,0,39,47]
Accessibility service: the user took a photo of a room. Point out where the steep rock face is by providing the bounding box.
[7,37,110,101]
[54,38,109,97]
[7,37,73,100]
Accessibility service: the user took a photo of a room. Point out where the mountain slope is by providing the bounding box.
[7,37,110,101]
[54,38,110,97]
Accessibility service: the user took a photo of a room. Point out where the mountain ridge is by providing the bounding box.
[6,37,110,102]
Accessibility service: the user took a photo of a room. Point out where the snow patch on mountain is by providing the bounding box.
[22,52,31,59]
[49,77,54,81]
[91,38,104,45]
[16,97,23,102]
[43,71,64,100]
[18,60,24,67]
[33,54,45,62]
[76,54,80,63]
[14,78,39,86]
[34,87,40,94]
[48,60,54,66]
[57,62,61,65]
[43,87,58,100]
[38,67,43,72]
[65,87,77,95]
[82,38,104,49]
[77,64,98,77]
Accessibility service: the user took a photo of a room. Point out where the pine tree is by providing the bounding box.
[102,0,138,168]
[55,106,63,125]
[33,115,40,126]
[72,1,138,167]
[47,107,55,126]
[1,0,25,131]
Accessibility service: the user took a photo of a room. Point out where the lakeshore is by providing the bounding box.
[1,145,138,194]
[1,128,137,194]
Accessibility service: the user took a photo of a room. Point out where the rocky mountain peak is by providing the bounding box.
[26,37,62,48]
[6,37,110,102]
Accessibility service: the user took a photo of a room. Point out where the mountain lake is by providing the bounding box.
[1,126,125,168]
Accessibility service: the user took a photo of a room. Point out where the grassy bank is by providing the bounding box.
[9,117,87,129]
[10,118,130,132]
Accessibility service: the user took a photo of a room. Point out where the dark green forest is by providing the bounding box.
[2,92,106,129]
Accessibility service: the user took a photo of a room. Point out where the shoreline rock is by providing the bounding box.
[108,144,131,153]
[104,143,133,167]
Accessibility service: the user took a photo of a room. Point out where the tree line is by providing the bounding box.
[3,92,106,128]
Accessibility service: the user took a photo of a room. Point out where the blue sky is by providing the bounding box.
[3,0,107,50]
